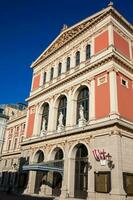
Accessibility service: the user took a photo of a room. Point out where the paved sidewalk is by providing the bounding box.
[0,192,54,200]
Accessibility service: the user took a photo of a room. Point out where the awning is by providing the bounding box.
[22,160,64,175]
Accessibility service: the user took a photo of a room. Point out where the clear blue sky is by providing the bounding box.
[0,0,132,104]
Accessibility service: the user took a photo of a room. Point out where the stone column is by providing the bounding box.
[32,104,39,137]
[53,63,58,79]
[45,172,53,195]
[89,78,95,124]
[40,70,44,86]
[80,44,86,63]
[71,50,76,69]
[60,142,69,199]
[46,69,51,83]
[47,99,55,132]
[108,68,119,119]
[25,171,36,194]
[66,91,72,128]
[62,58,66,74]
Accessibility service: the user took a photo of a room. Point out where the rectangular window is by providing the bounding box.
[43,72,47,84]
[14,138,18,150]
[95,171,111,193]
[7,140,11,151]
[123,172,133,196]
[121,77,128,88]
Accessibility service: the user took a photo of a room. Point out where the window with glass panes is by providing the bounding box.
[7,140,11,151]
[75,51,80,66]
[74,144,88,198]
[66,57,70,71]
[57,96,67,126]
[14,138,18,150]
[123,172,133,195]
[95,171,111,193]
[77,87,89,123]
[41,103,49,130]
[50,68,54,80]
[58,63,62,76]
[43,72,47,84]
[86,44,91,60]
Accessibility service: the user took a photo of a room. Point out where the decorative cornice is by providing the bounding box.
[27,52,133,103]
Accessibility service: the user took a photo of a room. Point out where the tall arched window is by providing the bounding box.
[41,103,49,131]
[86,44,91,60]
[58,62,62,76]
[66,57,70,71]
[57,96,67,126]
[77,87,89,123]
[75,51,80,66]
[50,67,54,81]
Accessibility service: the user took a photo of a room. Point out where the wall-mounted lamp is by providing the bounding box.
[106,153,115,170]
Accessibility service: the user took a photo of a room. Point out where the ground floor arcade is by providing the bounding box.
[1,122,133,200]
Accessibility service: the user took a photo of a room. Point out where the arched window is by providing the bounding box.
[55,148,63,160]
[13,138,18,150]
[50,67,54,81]
[58,62,62,76]
[86,44,91,60]
[34,150,44,163]
[74,144,88,198]
[66,57,70,71]
[77,87,89,123]
[43,72,47,84]
[41,103,49,131]
[75,51,80,66]
[57,96,67,126]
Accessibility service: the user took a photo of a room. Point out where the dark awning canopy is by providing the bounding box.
[22,160,64,175]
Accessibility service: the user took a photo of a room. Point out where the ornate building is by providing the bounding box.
[1,3,133,200]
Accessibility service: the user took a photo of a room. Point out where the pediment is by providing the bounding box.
[31,4,133,68]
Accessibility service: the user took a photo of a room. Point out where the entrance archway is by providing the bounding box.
[74,144,88,198]
[51,147,63,197]
[34,150,45,194]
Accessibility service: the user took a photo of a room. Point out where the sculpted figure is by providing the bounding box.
[58,111,64,126]
[79,104,85,120]
[42,118,46,131]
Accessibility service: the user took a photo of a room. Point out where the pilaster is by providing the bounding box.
[108,68,119,119]
[110,132,126,200]
[108,23,114,46]
[89,78,95,123]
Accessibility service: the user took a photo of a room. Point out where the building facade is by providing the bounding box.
[0,107,8,157]
[0,106,27,192]
[0,3,133,200]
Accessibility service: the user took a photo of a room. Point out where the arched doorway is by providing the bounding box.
[52,148,63,197]
[74,144,88,198]
[34,150,45,194]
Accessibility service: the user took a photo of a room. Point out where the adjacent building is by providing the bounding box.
[0,104,27,192]
[0,3,133,200]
